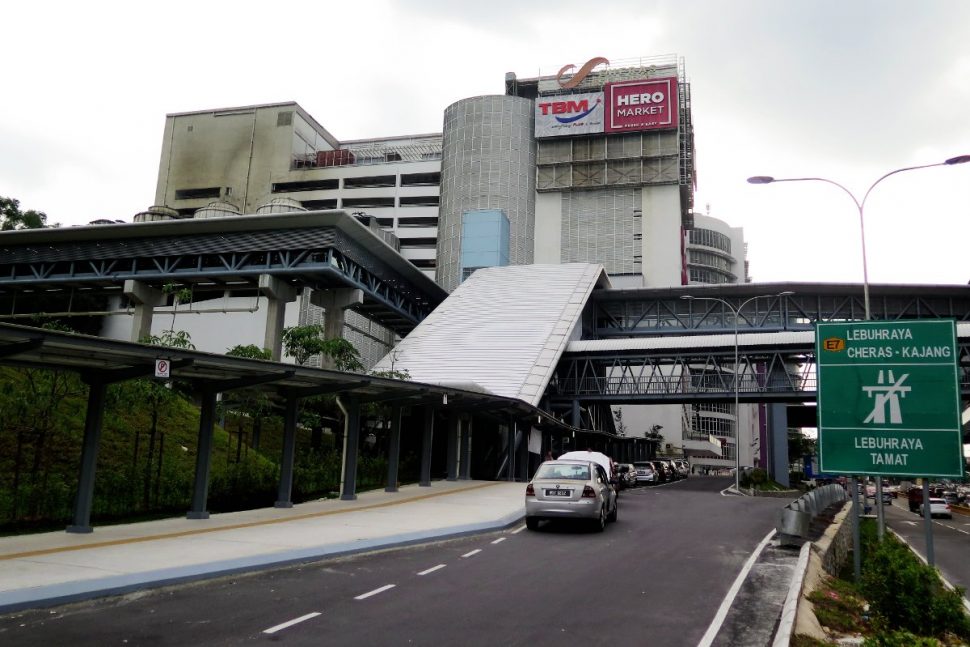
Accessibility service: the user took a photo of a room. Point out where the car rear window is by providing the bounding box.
[535,464,590,480]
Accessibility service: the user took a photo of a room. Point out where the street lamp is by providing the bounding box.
[680,291,795,494]
[747,155,970,321]
[748,155,970,556]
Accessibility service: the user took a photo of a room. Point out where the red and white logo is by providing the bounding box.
[605,77,678,133]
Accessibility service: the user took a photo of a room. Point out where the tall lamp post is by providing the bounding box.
[747,154,970,566]
[747,155,970,321]
[680,291,794,494]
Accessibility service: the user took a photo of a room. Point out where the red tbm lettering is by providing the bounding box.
[539,100,590,116]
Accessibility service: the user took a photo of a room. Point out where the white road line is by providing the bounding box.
[697,529,776,647]
[417,564,446,576]
[511,525,527,534]
[354,584,396,600]
[263,612,322,634]
[461,549,482,558]
[491,537,506,545]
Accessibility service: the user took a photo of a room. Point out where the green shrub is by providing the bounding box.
[749,468,768,485]
[862,630,941,647]
[861,533,970,640]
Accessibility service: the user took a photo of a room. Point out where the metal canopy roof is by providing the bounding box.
[0,322,611,437]
[0,211,448,336]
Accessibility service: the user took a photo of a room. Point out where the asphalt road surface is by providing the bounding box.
[0,476,789,647]
[882,497,970,597]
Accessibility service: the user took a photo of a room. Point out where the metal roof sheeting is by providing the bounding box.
[372,264,610,406]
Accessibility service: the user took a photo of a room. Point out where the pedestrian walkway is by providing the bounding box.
[0,480,525,613]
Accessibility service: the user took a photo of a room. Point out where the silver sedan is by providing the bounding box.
[525,460,617,531]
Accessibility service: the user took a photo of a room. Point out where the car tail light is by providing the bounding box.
[526,484,535,496]
[582,485,596,498]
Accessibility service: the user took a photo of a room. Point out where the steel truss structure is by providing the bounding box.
[0,212,446,335]
[592,283,970,337]
[547,339,970,405]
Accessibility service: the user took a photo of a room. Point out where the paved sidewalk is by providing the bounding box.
[0,480,525,613]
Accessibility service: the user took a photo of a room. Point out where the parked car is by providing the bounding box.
[673,459,690,478]
[525,460,618,531]
[920,498,952,519]
[659,459,681,480]
[633,461,657,485]
[649,460,670,483]
[616,463,637,489]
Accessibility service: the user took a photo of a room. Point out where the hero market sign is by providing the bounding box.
[816,320,964,478]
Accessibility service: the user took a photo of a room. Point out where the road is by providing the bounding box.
[881,497,970,597]
[0,476,788,646]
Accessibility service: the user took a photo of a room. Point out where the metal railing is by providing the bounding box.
[776,484,849,544]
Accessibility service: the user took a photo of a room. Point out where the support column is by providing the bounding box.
[419,407,434,486]
[258,275,298,361]
[767,403,790,487]
[310,287,364,342]
[446,413,460,481]
[517,424,531,481]
[67,379,107,533]
[188,391,218,519]
[571,399,581,427]
[459,417,472,480]
[340,398,362,500]
[275,396,299,508]
[124,280,165,343]
[385,407,402,492]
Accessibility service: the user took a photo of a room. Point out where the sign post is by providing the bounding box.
[817,320,963,478]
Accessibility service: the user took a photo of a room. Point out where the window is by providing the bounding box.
[397,216,438,228]
[272,179,338,193]
[175,187,221,200]
[300,199,337,210]
[399,196,440,207]
[342,197,395,208]
[401,172,441,186]
[343,175,397,189]
[689,228,732,254]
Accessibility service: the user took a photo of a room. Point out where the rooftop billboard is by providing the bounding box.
[604,77,678,133]
[535,76,679,138]
[535,92,605,138]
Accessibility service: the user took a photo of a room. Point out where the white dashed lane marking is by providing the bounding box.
[461,549,482,558]
[355,584,396,600]
[417,564,446,576]
[511,525,527,534]
[263,612,322,634]
[491,537,506,545]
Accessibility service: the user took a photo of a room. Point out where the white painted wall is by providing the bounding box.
[533,192,562,264]
[641,184,683,287]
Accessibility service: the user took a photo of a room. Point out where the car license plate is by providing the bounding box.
[546,489,570,497]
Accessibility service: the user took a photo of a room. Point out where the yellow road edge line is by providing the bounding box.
[0,482,502,561]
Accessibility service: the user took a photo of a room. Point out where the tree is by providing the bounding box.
[281,325,363,372]
[225,344,274,453]
[1,196,52,230]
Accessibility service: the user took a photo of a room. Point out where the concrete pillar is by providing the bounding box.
[275,397,299,508]
[385,407,402,492]
[571,400,581,427]
[446,413,460,481]
[459,417,472,480]
[507,418,516,481]
[67,379,107,533]
[420,407,434,486]
[768,403,791,487]
[124,280,165,343]
[310,288,364,340]
[340,398,362,500]
[187,391,218,519]
[258,275,298,361]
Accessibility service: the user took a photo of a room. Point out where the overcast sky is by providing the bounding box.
[3,1,969,286]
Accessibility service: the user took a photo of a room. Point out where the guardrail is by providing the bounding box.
[776,484,848,545]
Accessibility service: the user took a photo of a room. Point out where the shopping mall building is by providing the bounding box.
[121,55,754,470]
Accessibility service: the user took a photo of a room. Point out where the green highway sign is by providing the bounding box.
[816,319,965,478]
